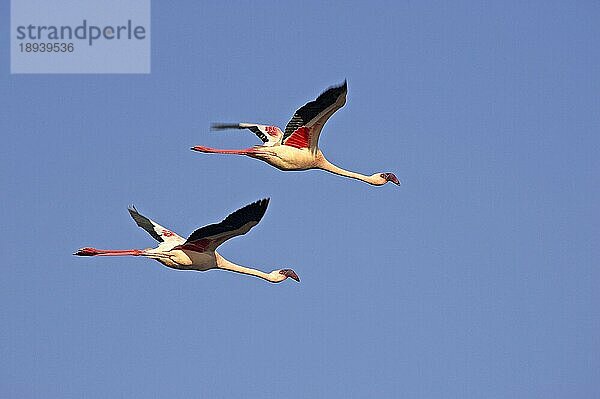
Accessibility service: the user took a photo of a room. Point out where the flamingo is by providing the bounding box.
[191,81,401,186]
[73,199,299,284]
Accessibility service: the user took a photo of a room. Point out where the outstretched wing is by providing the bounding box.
[282,80,347,152]
[177,198,270,253]
[211,123,283,147]
[128,206,185,248]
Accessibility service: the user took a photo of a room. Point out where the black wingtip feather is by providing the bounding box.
[327,80,347,93]
[282,81,348,140]
[127,205,164,243]
[230,198,270,225]
[211,123,242,130]
[184,198,270,244]
[332,79,347,94]
[127,205,142,220]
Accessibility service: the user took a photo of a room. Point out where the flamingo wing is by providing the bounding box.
[127,205,185,247]
[282,80,347,151]
[178,198,270,253]
[211,123,283,147]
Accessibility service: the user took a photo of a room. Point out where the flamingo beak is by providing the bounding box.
[384,173,401,186]
[280,269,300,282]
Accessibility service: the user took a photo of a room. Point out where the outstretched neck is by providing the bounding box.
[215,253,275,282]
[318,157,376,185]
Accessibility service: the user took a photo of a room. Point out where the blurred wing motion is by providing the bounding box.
[128,205,185,249]
[282,80,347,152]
[211,123,283,146]
[178,198,270,253]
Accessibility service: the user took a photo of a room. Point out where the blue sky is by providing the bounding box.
[1,1,599,397]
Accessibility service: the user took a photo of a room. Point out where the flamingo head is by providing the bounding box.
[276,268,300,283]
[374,172,401,186]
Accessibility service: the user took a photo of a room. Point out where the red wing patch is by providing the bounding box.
[284,127,310,149]
[175,238,212,253]
[162,229,175,237]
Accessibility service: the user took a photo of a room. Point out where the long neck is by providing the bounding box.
[215,253,275,282]
[318,157,375,185]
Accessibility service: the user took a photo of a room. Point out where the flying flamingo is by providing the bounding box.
[73,199,299,284]
[191,81,400,187]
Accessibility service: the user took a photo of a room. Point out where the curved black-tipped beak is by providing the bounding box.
[280,269,300,282]
[384,173,401,186]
